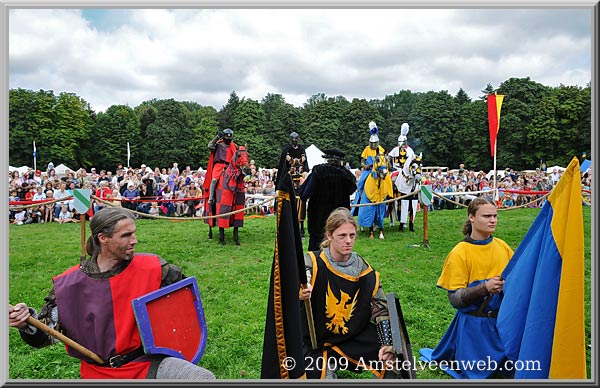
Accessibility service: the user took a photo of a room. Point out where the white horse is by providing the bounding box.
[393,152,422,232]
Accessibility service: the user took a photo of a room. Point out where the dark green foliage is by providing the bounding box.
[410,91,460,166]
[9,76,591,172]
[189,105,219,169]
[217,91,240,131]
[143,99,196,168]
[93,105,141,170]
[235,98,269,166]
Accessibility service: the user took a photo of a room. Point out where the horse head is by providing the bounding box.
[409,153,423,182]
[233,145,251,176]
[370,154,389,180]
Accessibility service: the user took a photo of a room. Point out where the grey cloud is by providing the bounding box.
[453,9,591,39]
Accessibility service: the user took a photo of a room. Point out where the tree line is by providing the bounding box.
[9,76,591,173]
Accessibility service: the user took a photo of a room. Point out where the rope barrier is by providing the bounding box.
[431,191,551,211]
[93,195,276,221]
[9,195,74,211]
[7,186,586,217]
[350,190,420,208]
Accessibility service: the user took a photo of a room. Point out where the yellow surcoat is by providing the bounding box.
[437,238,514,291]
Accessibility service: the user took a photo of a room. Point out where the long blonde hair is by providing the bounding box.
[320,207,357,249]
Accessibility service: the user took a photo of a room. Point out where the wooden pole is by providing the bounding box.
[81,216,86,258]
[301,284,318,350]
[9,304,105,365]
[422,205,430,248]
[493,141,498,202]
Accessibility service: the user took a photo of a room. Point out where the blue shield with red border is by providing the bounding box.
[132,276,207,364]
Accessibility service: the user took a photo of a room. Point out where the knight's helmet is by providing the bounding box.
[368,121,380,150]
[290,131,299,146]
[222,128,233,144]
[398,123,409,147]
[394,123,410,167]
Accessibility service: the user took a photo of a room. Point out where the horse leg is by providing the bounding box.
[233,227,240,245]
[218,227,226,245]
[399,198,408,231]
[208,226,213,240]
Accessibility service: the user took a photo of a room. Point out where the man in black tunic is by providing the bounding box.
[298,149,357,251]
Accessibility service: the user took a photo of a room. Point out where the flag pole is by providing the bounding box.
[301,285,318,349]
[33,140,37,171]
[81,216,86,257]
[493,141,498,201]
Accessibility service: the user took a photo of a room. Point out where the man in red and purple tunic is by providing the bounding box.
[9,207,215,380]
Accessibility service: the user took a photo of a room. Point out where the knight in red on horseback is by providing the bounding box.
[203,128,251,245]
[205,128,237,206]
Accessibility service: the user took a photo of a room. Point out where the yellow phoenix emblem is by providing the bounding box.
[325,282,359,335]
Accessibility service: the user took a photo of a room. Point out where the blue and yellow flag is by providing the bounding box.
[497,156,586,379]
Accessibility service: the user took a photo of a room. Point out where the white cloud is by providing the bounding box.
[9,8,592,112]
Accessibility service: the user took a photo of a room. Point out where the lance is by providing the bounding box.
[9,303,105,365]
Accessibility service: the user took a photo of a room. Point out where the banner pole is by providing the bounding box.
[422,205,430,248]
[493,142,498,201]
[301,284,318,350]
[81,217,86,258]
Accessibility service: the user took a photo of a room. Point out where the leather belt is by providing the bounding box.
[88,347,145,368]
[467,310,498,318]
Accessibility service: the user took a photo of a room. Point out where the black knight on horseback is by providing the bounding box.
[276,131,310,237]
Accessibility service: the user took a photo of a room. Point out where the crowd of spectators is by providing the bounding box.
[9,160,281,225]
[9,159,592,225]
[422,164,592,211]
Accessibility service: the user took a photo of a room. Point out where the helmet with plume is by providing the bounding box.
[369,121,380,143]
[398,123,409,146]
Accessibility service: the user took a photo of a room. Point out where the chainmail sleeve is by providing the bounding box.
[158,256,185,287]
[371,285,390,323]
[447,283,489,308]
[19,287,60,348]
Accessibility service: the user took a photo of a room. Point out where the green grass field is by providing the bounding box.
[8,205,592,380]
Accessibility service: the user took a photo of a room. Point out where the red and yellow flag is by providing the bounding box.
[487,94,504,157]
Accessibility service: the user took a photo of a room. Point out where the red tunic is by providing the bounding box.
[203,140,238,227]
[53,254,162,379]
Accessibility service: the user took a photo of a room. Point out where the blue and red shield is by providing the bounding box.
[132,276,207,364]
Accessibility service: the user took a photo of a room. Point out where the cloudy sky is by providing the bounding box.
[8,7,593,113]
